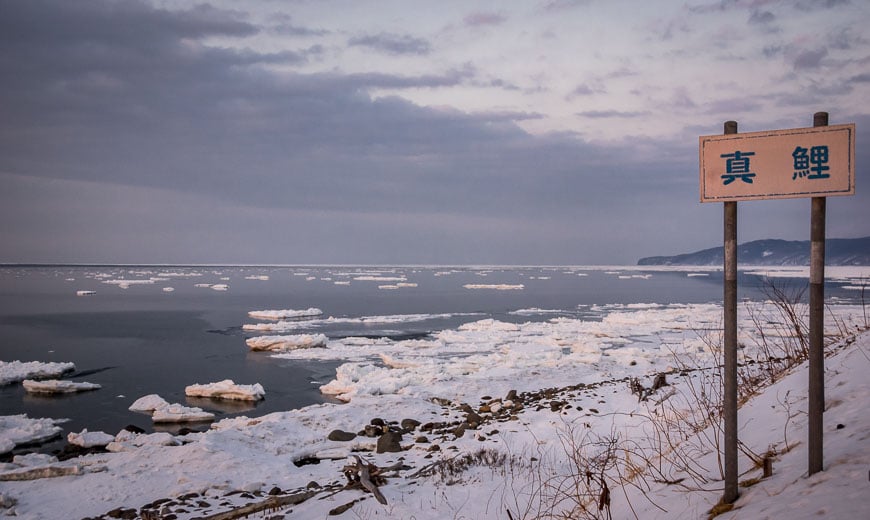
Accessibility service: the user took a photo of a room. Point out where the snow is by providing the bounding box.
[245,334,327,351]
[185,380,265,401]
[0,361,76,386]
[247,308,323,320]
[22,379,101,394]
[2,300,868,520]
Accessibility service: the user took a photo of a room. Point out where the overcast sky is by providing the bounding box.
[1,0,868,265]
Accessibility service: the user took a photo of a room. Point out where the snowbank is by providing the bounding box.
[185,379,265,401]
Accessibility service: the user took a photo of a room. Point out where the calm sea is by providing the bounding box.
[0,264,853,449]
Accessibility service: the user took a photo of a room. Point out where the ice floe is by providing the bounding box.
[185,379,265,401]
[22,380,101,395]
[67,430,115,449]
[246,334,327,351]
[211,284,229,291]
[463,284,524,290]
[244,275,270,281]
[75,290,96,296]
[152,404,215,423]
[129,394,215,423]
[247,308,323,320]
[0,361,76,386]
[242,313,464,333]
[0,415,63,454]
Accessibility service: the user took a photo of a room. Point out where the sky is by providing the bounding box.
[1,0,868,265]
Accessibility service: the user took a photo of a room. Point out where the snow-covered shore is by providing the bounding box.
[1,302,867,519]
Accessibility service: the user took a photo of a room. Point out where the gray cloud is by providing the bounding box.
[463,12,508,27]
[793,48,828,69]
[1,0,867,265]
[348,32,432,55]
[577,110,650,119]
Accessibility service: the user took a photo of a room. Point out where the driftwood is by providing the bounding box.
[199,490,317,520]
[343,455,388,505]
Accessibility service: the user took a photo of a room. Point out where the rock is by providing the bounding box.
[505,389,518,401]
[268,486,282,495]
[364,425,381,438]
[370,418,386,427]
[306,481,321,489]
[453,423,467,438]
[328,430,357,442]
[122,424,145,434]
[376,431,403,453]
[459,403,474,414]
[415,436,429,443]
[400,418,421,431]
[465,411,483,428]
[481,395,492,401]
[427,444,441,452]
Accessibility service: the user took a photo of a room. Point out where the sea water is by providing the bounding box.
[0,265,862,444]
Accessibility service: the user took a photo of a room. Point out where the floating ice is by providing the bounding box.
[246,334,327,351]
[162,287,175,292]
[129,394,169,412]
[67,429,115,448]
[22,379,101,395]
[509,308,565,316]
[129,393,215,423]
[247,308,323,320]
[75,290,96,296]
[354,276,407,282]
[463,284,524,290]
[244,275,270,281]
[152,404,215,423]
[185,379,265,401]
[211,284,229,291]
[0,415,63,453]
[379,285,399,290]
[0,360,76,386]
[242,313,462,332]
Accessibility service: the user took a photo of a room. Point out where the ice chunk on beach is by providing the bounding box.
[67,429,114,448]
[22,379,101,394]
[0,415,63,453]
[246,334,327,351]
[0,360,76,386]
[152,404,215,423]
[185,379,265,401]
[247,308,323,320]
[129,394,169,412]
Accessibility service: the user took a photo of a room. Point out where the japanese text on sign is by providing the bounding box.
[700,124,855,202]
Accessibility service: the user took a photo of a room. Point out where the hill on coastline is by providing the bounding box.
[638,236,870,266]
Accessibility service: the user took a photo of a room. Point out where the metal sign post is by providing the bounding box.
[699,114,855,501]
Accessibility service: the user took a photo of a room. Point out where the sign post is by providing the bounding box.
[722,121,739,505]
[808,111,828,476]
[699,115,855,501]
